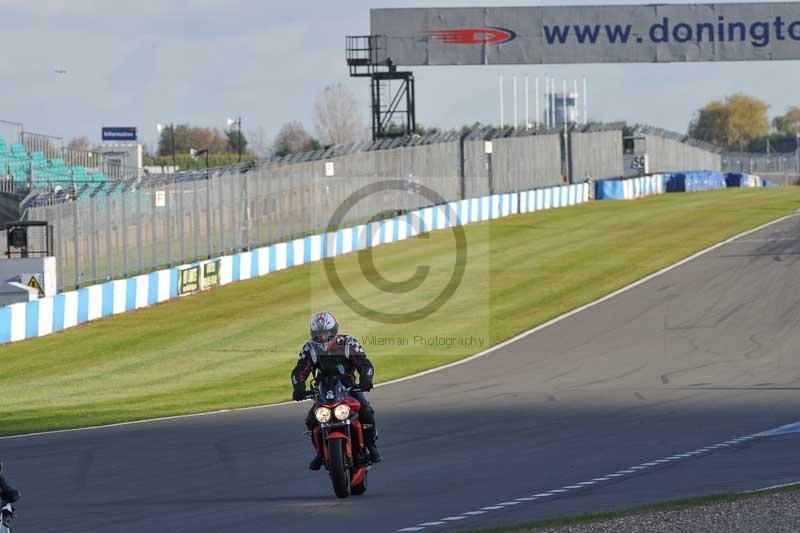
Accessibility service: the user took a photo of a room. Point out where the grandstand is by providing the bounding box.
[0,136,107,189]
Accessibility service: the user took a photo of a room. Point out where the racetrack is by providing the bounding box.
[4,214,800,532]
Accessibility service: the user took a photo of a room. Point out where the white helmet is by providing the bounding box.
[310,311,339,351]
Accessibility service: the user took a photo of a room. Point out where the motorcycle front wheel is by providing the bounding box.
[327,439,350,498]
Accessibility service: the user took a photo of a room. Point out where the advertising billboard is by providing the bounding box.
[101,127,137,141]
[371,3,800,65]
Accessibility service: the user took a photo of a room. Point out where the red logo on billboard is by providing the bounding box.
[427,27,516,45]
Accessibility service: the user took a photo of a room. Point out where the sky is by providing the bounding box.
[0,0,798,152]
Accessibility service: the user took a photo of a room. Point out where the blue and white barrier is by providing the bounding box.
[0,182,588,345]
[595,175,666,200]
[596,172,767,201]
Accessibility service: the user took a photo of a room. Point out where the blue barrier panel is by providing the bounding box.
[725,172,746,188]
[666,173,686,192]
[684,171,727,192]
[595,179,625,200]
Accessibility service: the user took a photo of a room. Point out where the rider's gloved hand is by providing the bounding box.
[360,379,373,392]
[292,385,306,401]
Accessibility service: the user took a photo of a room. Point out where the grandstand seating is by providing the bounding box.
[0,136,102,187]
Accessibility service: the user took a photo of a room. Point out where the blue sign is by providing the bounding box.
[102,127,137,141]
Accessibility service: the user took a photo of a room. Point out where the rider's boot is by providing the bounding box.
[308,429,324,470]
[308,453,324,471]
[364,425,382,464]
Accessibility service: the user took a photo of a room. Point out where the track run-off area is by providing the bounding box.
[3,188,800,531]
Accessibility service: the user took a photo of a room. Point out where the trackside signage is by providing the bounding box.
[371,3,800,65]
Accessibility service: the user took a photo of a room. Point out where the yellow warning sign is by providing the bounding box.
[27,275,44,297]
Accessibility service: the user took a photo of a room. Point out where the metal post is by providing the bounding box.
[238,118,243,163]
[513,74,518,129]
[72,201,80,289]
[57,203,65,291]
[525,75,529,130]
[178,180,185,263]
[255,175,262,247]
[105,195,112,279]
[535,77,540,130]
[136,187,143,274]
[165,189,172,267]
[151,190,157,271]
[171,124,177,173]
[205,178,212,258]
[192,179,200,261]
[499,75,504,128]
[89,195,97,282]
[121,187,128,277]
[218,177,225,256]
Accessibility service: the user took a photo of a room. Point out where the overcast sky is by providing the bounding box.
[1,0,797,151]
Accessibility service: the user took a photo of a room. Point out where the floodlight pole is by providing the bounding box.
[236,117,242,163]
[170,124,176,172]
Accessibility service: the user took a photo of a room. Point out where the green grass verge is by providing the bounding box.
[2,188,800,436]
[469,483,800,532]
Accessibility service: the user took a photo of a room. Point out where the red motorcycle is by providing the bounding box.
[306,376,373,498]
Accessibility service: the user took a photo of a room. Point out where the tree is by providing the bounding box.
[726,94,769,149]
[67,136,91,152]
[226,128,248,155]
[688,100,729,147]
[273,121,317,157]
[312,83,366,145]
[157,125,233,157]
[688,93,769,149]
[773,106,800,136]
[247,126,271,158]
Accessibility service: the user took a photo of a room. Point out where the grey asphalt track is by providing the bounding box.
[4,215,800,533]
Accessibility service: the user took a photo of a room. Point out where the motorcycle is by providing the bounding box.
[0,502,13,533]
[305,376,373,498]
[0,462,17,533]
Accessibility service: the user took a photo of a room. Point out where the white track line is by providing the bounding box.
[2,213,796,443]
[396,432,777,531]
[748,481,800,493]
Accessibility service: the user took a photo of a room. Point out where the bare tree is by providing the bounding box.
[67,136,91,152]
[246,126,271,158]
[273,121,317,157]
[312,83,365,146]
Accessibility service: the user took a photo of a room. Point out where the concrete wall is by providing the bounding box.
[570,130,624,180]
[490,134,563,193]
[644,134,721,173]
[463,133,562,198]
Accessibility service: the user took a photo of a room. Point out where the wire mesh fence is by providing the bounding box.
[25,168,459,291]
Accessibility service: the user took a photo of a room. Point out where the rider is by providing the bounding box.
[291,311,382,470]
[0,463,19,520]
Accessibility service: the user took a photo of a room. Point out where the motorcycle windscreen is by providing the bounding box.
[317,376,350,403]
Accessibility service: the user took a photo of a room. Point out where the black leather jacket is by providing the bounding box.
[291,334,374,389]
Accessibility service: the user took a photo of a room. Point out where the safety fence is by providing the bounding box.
[0,181,589,344]
[595,172,768,201]
[0,172,772,345]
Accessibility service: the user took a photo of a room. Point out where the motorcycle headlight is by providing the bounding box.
[334,404,351,421]
[315,407,332,423]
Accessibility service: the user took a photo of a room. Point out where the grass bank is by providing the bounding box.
[2,188,799,436]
